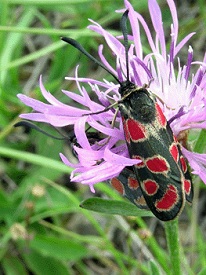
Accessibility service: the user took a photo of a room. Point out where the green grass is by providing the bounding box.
[0,0,206,274]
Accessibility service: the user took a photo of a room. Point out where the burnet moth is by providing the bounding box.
[61,10,193,221]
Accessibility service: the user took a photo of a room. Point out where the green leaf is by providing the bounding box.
[148,260,161,275]
[30,185,79,223]
[198,267,206,275]
[80,198,153,217]
[30,234,88,261]
[0,190,14,221]
[0,147,72,174]
[2,256,27,275]
[22,249,69,275]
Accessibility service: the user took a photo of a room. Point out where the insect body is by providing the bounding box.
[110,83,193,220]
[62,10,193,221]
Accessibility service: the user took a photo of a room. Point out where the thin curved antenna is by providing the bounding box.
[120,10,130,82]
[15,121,66,140]
[61,37,121,85]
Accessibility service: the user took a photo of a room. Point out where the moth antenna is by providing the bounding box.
[15,121,66,140]
[61,37,121,85]
[120,10,130,82]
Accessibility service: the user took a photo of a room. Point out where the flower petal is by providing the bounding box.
[182,148,206,184]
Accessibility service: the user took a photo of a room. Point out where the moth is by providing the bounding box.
[61,10,193,221]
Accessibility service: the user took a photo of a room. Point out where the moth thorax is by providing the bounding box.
[129,91,156,123]
[119,81,137,97]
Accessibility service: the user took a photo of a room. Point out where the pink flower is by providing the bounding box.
[18,0,206,193]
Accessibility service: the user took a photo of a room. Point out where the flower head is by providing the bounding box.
[18,0,206,193]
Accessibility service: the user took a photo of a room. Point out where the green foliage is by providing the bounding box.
[0,0,206,274]
[80,197,153,217]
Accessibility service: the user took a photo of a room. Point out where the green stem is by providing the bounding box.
[165,219,181,275]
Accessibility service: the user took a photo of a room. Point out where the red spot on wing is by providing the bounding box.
[143,179,158,195]
[184,179,192,195]
[155,185,178,211]
[126,118,146,141]
[134,196,147,207]
[170,143,179,162]
[128,176,139,190]
[132,155,145,168]
[155,103,167,127]
[110,178,125,195]
[180,156,187,173]
[146,156,169,173]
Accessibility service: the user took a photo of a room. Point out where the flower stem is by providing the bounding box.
[165,219,181,275]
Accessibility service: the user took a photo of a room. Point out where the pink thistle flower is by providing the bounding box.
[18,0,206,193]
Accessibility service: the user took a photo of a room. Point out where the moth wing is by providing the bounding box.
[109,167,148,209]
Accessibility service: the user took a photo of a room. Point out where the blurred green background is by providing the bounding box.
[0,0,206,274]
